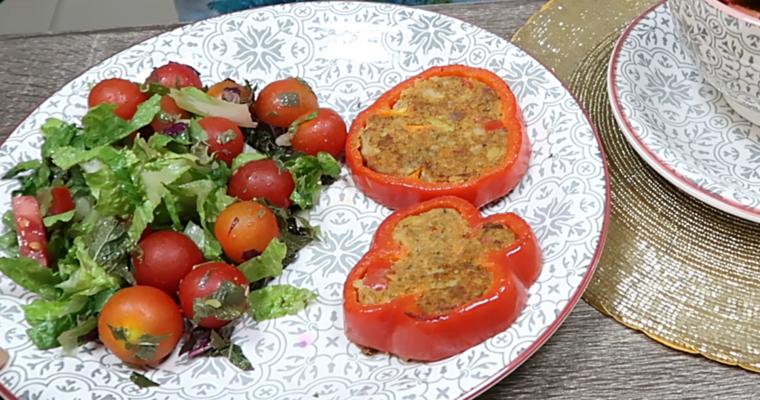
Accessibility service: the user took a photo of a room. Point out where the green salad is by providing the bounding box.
[0,62,348,387]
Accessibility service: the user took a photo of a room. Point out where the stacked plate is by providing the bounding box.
[609,0,760,222]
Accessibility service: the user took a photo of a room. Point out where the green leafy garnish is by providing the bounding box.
[82,217,135,285]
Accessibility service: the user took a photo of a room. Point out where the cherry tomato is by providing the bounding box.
[207,79,252,103]
[98,286,183,365]
[290,108,348,158]
[132,231,205,296]
[215,202,279,264]
[178,262,249,329]
[198,117,245,167]
[12,196,50,267]
[255,77,318,127]
[49,187,75,216]
[146,62,203,90]
[228,160,295,208]
[88,78,147,120]
[150,96,190,133]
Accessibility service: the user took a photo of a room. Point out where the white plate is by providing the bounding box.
[609,1,760,222]
[0,3,609,399]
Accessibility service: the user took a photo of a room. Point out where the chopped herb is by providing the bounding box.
[191,280,247,324]
[109,325,171,361]
[130,372,160,388]
[277,92,300,107]
[216,129,238,145]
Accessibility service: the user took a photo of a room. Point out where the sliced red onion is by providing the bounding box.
[221,87,242,103]
[163,122,189,137]
[242,249,262,261]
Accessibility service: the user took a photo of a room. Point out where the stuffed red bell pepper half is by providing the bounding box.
[346,65,530,209]
[343,196,542,362]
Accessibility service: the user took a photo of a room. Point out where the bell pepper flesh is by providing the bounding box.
[346,65,530,209]
[343,196,542,362]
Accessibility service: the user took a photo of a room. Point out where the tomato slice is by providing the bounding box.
[12,196,50,267]
[50,187,75,216]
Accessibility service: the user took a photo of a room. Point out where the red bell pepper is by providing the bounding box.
[346,65,531,209]
[12,196,50,267]
[343,196,542,362]
[49,187,75,216]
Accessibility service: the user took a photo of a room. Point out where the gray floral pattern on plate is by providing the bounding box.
[0,2,608,399]
[610,2,760,222]
[669,0,760,114]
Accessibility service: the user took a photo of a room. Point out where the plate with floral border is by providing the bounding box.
[0,2,609,399]
[609,1,760,223]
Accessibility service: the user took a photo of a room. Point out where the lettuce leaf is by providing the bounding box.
[237,239,286,283]
[22,296,88,326]
[0,210,19,257]
[0,257,62,300]
[3,159,52,197]
[57,316,98,354]
[27,314,76,349]
[169,87,255,128]
[23,287,117,350]
[284,152,340,209]
[247,285,317,322]
[231,152,267,171]
[43,210,75,228]
[183,221,223,260]
[40,118,84,158]
[82,95,161,148]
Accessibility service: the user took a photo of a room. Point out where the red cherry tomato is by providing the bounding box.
[228,160,295,208]
[88,78,147,120]
[178,262,249,329]
[255,78,319,127]
[214,202,279,264]
[12,196,50,267]
[132,231,205,296]
[49,187,75,216]
[198,117,245,167]
[98,286,184,365]
[146,62,203,89]
[150,96,190,133]
[290,108,348,158]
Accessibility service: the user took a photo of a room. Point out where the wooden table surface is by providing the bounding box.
[0,1,758,399]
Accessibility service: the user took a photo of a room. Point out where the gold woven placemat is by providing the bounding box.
[513,0,760,371]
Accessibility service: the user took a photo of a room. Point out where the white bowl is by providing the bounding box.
[669,0,760,125]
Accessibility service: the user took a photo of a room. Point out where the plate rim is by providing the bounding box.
[608,0,760,224]
[0,3,611,399]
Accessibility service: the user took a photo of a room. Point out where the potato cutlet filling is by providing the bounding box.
[359,76,509,183]
[354,208,516,315]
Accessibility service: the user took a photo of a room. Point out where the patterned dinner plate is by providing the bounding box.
[609,1,760,222]
[0,3,609,399]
